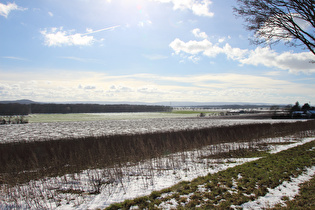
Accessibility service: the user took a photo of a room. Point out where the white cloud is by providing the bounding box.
[223,44,248,60]
[264,71,282,76]
[218,36,231,43]
[78,84,96,90]
[108,85,133,93]
[170,38,214,55]
[84,85,96,90]
[40,26,120,47]
[137,86,167,94]
[218,38,225,43]
[170,30,315,74]
[40,27,94,47]
[188,55,201,63]
[86,28,94,33]
[48,11,54,17]
[0,70,314,103]
[0,2,27,18]
[153,0,214,17]
[169,38,247,60]
[191,0,213,17]
[240,47,315,74]
[192,28,208,39]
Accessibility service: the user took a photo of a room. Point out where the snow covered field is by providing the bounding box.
[0,114,313,209]
[1,136,314,209]
[0,115,300,143]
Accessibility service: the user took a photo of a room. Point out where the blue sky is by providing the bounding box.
[1,0,314,105]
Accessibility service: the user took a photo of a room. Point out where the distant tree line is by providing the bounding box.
[0,103,31,115]
[290,101,314,112]
[0,103,173,115]
[271,101,315,119]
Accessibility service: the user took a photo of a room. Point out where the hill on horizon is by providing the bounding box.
[0,99,36,104]
[0,99,282,107]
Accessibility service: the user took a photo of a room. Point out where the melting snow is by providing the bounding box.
[241,166,315,209]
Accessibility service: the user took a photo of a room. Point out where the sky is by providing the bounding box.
[0,0,314,105]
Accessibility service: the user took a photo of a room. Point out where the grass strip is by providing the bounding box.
[106,140,315,209]
[269,175,315,209]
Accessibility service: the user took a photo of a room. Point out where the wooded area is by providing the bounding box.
[0,103,172,115]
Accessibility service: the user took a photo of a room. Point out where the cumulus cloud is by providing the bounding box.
[170,29,315,73]
[171,28,247,60]
[153,0,214,17]
[170,38,213,55]
[239,47,315,74]
[192,28,208,39]
[223,44,248,61]
[218,36,230,43]
[40,26,120,47]
[169,38,247,60]
[188,55,201,63]
[40,27,94,47]
[0,2,27,18]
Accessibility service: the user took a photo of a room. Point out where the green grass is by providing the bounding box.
[106,140,315,210]
[28,113,103,123]
[270,175,315,209]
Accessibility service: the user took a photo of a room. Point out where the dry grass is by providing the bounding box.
[1,120,315,186]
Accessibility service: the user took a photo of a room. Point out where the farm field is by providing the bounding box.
[1,134,314,209]
[0,112,301,143]
[27,112,200,123]
[0,113,314,209]
[105,138,315,210]
[25,109,267,123]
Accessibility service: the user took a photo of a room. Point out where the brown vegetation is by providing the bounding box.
[1,120,315,186]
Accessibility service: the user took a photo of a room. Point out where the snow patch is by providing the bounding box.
[241,166,315,209]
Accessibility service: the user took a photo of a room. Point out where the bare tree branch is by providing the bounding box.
[234,0,315,55]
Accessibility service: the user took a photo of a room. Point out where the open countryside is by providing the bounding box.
[1,0,315,209]
[1,103,315,209]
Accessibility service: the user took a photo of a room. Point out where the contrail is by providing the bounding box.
[82,25,120,35]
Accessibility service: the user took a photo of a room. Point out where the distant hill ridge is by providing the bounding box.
[0,99,37,104]
[0,99,278,107]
